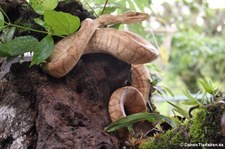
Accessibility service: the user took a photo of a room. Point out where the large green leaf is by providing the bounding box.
[0,44,11,57]
[105,112,176,132]
[5,36,38,56]
[29,0,58,15]
[30,35,54,66]
[0,36,38,57]
[44,10,80,36]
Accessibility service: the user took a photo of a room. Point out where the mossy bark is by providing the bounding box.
[140,103,225,149]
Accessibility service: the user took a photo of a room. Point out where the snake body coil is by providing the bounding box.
[43,12,159,122]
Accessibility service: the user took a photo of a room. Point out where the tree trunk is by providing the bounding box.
[0,53,131,149]
[1,1,132,148]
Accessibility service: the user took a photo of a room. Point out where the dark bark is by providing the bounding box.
[0,53,131,149]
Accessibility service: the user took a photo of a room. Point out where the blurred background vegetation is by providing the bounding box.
[81,0,225,115]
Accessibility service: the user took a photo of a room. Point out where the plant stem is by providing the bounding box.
[82,0,98,17]
[6,22,48,34]
[4,22,64,38]
[101,0,109,15]
[0,7,11,23]
[1,7,65,38]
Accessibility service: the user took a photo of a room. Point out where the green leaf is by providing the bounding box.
[128,0,136,11]
[0,27,16,43]
[182,90,205,107]
[29,0,58,15]
[170,117,183,126]
[110,23,120,29]
[3,27,16,42]
[30,35,54,66]
[102,7,117,14]
[5,36,39,56]
[182,99,199,106]
[0,36,39,57]
[105,112,176,132]
[0,11,5,30]
[134,0,151,11]
[198,79,215,94]
[182,89,197,101]
[127,23,146,38]
[162,85,174,97]
[44,10,80,36]
[0,44,11,57]
[167,101,190,119]
[34,18,45,27]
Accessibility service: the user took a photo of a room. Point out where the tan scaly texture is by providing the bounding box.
[42,12,159,122]
[108,86,147,122]
[43,12,154,78]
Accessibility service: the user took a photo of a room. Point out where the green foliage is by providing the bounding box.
[182,90,199,106]
[33,18,45,27]
[189,104,224,143]
[105,112,176,132]
[170,29,225,92]
[0,11,4,30]
[141,103,225,148]
[83,0,152,15]
[44,10,80,36]
[167,101,190,119]
[30,35,54,66]
[140,129,185,149]
[0,1,80,66]
[198,79,216,95]
[162,85,174,97]
[146,63,175,99]
[157,1,225,92]
[148,81,224,148]
[0,36,38,57]
[29,0,58,15]
[0,27,16,43]
[82,0,152,38]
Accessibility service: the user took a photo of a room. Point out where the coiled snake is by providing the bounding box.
[43,12,159,122]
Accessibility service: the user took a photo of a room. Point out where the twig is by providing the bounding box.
[101,0,109,15]
[0,7,11,23]
[82,0,98,17]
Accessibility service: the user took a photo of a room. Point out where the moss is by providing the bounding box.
[189,108,207,143]
[171,129,186,145]
[140,128,186,149]
[140,103,225,149]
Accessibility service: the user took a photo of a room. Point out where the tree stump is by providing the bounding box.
[0,53,131,148]
[0,1,134,148]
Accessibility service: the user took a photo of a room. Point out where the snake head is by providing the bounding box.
[98,12,149,27]
[119,12,149,24]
